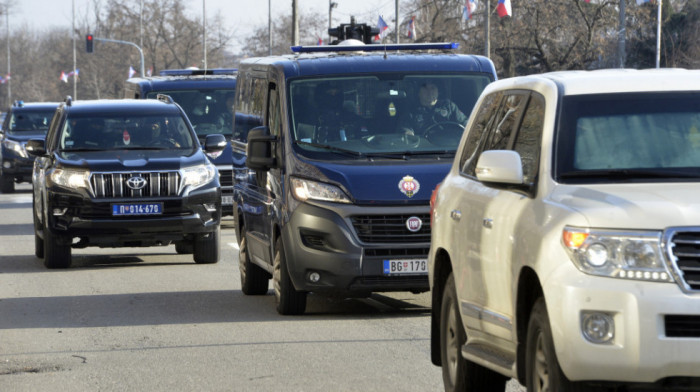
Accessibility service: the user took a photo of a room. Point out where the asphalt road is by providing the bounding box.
[0,183,525,391]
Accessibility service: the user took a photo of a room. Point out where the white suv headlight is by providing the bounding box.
[49,168,90,189]
[290,177,351,204]
[562,227,674,283]
[181,162,217,191]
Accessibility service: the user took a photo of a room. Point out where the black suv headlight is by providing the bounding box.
[49,168,91,189]
[180,162,217,192]
[2,139,28,158]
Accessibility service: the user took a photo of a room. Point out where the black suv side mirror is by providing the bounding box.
[246,126,276,171]
[25,138,46,156]
[204,134,227,153]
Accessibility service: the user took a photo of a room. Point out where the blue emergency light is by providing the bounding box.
[290,42,459,53]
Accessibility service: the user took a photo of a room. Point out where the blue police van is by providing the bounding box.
[124,68,236,215]
[233,42,497,314]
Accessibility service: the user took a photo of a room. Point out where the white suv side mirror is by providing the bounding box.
[475,150,524,185]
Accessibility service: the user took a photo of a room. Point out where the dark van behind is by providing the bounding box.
[233,42,497,315]
[125,68,236,215]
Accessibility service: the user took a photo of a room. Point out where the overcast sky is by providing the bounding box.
[12,0,400,51]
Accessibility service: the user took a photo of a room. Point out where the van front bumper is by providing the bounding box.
[282,202,430,296]
[546,263,700,384]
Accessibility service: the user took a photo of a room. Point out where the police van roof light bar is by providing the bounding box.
[158,68,237,76]
[290,42,459,53]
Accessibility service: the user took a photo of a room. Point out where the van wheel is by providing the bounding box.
[33,199,44,259]
[239,226,269,295]
[526,298,594,392]
[43,224,71,269]
[175,241,193,254]
[440,273,507,392]
[0,173,14,193]
[193,226,220,264]
[273,237,307,315]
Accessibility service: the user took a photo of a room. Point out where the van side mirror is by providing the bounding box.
[26,138,46,156]
[246,126,276,171]
[204,134,227,153]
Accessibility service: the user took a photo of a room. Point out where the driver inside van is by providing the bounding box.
[399,82,468,135]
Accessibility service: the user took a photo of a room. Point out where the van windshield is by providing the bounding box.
[289,74,492,158]
[556,92,700,182]
[146,89,235,137]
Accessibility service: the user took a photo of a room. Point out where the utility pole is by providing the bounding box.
[292,0,299,46]
[395,0,399,43]
[72,0,77,99]
[329,0,337,44]
[484,0,490,58]
[655,0,662,68]
[203,0,207,70]
[268,0,272,54]
[5,5,10,105]
[617,0,626,68]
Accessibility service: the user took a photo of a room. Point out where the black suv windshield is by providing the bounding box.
[7,109,55,135]
[146,89,235,137]
[59,114,195,151]
[556,91,700,183]
[289,73,492,159]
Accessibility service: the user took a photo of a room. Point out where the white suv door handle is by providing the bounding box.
[450,210,461,221]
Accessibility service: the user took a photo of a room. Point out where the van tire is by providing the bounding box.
[193,226,220,264]
[239,225,269,295]
[273,237,307,315]
[440,273,507,392]
[43,224,71,269]
[526,298,594,392]
[0,173,14,193]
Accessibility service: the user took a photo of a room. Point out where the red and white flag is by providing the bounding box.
[497,0,512,17]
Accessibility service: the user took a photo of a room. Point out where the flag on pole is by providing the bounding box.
[463,0,478,20]
[374,16,390,41]
[496,0,512,17]
[317,37,323,45]
[128,66,137,78]
[406,16,416,40]
[146,66,153,77]
[60,71,68,83]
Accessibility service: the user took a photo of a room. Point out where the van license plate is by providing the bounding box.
[112,203,163,216]
[383,259,428,275]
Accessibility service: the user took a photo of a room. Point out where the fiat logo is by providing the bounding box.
[126,176,147,190]
[406,216,422,232]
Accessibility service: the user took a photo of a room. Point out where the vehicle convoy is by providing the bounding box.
[0,101,59,193]
[125,68,237,216]
[232,38,497,315]
[428,69,700,391]
[27,96,226,269]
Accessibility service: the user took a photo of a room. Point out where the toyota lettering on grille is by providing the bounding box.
[406,216,422,232]
[126,176,147,190]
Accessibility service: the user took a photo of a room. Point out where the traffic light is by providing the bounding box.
[86,34,94,53]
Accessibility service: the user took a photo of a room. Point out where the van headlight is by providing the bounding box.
[181,162,217,191]
[562,227,674,282]
[2,139,28,158]
[290,177,351,204]
[49,168,90,189]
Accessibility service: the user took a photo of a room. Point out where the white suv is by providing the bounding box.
[428,69,700,392]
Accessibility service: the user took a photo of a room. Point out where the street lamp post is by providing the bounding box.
[329,1,337,43]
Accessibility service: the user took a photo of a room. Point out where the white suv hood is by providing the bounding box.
[549,182,700,229]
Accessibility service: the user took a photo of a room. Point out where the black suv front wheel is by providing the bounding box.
[43,218,71,269]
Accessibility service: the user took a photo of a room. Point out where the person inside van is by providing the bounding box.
[314,82,365,142]
[399,82,468,136]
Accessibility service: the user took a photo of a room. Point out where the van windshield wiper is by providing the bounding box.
[294,141,368,157]
[60,148,108,152]
[559,169,700,180]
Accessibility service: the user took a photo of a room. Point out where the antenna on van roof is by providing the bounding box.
[327,17,379,45]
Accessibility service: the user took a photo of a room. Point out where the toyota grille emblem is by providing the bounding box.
[406,216,422,232]
[126,176,147,190]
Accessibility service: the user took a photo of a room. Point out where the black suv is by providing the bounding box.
[27,96,226,268]
[1,101,59,192]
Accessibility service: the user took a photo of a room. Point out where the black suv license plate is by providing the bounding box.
[112,203,163,216]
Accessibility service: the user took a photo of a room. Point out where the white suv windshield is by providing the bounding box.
[556,92,700,182]
[289,74,492,158]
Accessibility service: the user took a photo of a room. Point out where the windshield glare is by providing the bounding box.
[556,92,700,180]
[8,109,56,135]
[289,74,492,157]
[146,90,235,137]
[59,114,195,151]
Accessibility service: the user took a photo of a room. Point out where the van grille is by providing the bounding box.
[667,230,700,291]
[351,214,431,244]
[90,172,181,198]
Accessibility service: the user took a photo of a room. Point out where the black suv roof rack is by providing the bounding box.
[290,42,459,54]
[158,68,237,76]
